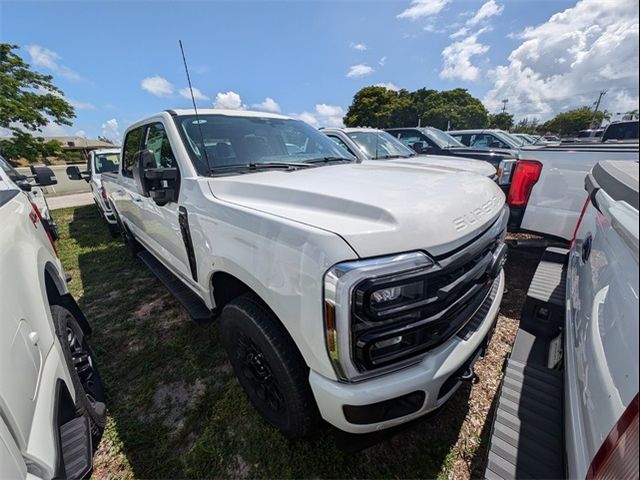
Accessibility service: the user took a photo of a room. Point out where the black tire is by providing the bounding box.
[220,294,320,438]
[51,305,107,445]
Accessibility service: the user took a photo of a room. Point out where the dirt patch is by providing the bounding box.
[133,297,166,320]
[145,379,207,431]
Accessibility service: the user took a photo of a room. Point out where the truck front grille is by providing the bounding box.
[351,216,506,372]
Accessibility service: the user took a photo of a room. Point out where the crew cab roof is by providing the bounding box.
[166,108,292,120]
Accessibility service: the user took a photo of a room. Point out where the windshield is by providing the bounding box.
[94,153,120,173]
[175,115,354,175]
[423,127,465,148]
[0,155,22,182]
[346,131,414,159]
[494,131,521,148]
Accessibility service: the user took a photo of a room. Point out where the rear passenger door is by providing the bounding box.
[136,122,193,284]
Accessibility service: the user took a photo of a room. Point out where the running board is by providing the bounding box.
[485,247,568,479]
[137,251,214,323]
[59,416,92,479]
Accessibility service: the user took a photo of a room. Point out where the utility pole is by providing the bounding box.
[501,99,509,113]
[591,90,607,127]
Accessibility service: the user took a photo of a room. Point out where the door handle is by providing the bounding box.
[116,189,125,195]
[132,197,143,203]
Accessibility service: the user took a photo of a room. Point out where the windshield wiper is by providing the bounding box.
[304,156,353,164]
[209,161,313,175]
[376,154,410,159]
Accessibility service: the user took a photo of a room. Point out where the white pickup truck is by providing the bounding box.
[506,144,638,240]
[102,108,509,438]
[66,148,121,236]
[484,160,638,479]
[0,163,106,479]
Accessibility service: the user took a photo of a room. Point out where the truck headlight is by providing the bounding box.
[323,252,435,381]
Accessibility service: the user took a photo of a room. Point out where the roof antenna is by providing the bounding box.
[179,40,212,171]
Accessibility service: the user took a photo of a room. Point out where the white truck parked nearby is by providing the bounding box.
[505,144,638,240]
[102,108,509,438]
[0,164,106,479]
[321,127,498,179]
[66,148,121,236]
[484,160,638,479]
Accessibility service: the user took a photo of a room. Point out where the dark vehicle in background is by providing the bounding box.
[385,127,517,173]
[445,129,526,150]
[602,119,639,143]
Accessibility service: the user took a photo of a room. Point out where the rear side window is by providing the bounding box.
[122,127,145,177]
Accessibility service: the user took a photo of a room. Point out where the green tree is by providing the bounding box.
[488,112,514,130]
[0,43,75,162]
[343,86,488,130]
[343,86,416,128]
[513,117,540,134]
[541,106,608,135]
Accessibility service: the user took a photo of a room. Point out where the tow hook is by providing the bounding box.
[459,366,475,382]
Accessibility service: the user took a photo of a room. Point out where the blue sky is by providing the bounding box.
[1,0,638,140]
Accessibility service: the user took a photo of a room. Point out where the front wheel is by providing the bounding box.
[51,305,107,445]
[220,294,320,438]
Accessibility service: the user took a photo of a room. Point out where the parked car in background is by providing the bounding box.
[0,154,59,241]
[504,145,638,240]
[0,166,106,479]
[602,119,639,143]
[576,128,604,141]
[385,126,517,174]
[67,148,121,236]
[446,129,526,150]
[484,160,639,480]
[511,133,536,145]
[102,108,508,438]
[321,127,498,179]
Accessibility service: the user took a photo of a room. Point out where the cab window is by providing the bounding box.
[122,127,145,177]
[326,135,356,156]
[145,123,177,168]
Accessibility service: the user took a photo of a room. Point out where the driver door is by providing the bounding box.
[136,122,193,285]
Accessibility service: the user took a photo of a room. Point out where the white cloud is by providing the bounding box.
[101,119,121,142]
[350,42,367,51]
[179,87,210,101]
[213,91,245,110]
[397,0,450,20]
[440,28,490,81]
[346,64,375,78]
[379,56,387,66]
[36,122,69,137]
[292,104,345,128]
[251,97,282,113]
[467,0,504,27]
[75,130,86,137]
[141,76,174,97]
[483,0,640,119]
[375,82,401,91]
[26,45,83,81]
[450,27,469,39]
[69,99,95,110]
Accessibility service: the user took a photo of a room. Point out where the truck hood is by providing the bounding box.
[208,163,505,258]
[377,155,496,177]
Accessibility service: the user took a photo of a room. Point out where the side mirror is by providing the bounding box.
[66,165,82,180]
[411,142,424,154]
[30,165,57,186]
[132,150,156,196]
[133,150,179,206]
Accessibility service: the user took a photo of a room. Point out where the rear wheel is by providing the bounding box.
[51,305,107,446]
[220,294,320,438]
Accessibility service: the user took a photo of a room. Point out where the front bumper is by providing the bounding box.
[309,270,504,433]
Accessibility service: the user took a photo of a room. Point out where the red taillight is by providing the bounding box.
[30,203,58,255]
[507,160,542,207]
[569,197,590,248]
[587,394,639,480]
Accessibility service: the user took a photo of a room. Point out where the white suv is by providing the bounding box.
[0,167,106,479]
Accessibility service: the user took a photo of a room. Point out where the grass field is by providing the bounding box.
[53,205,543,480]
